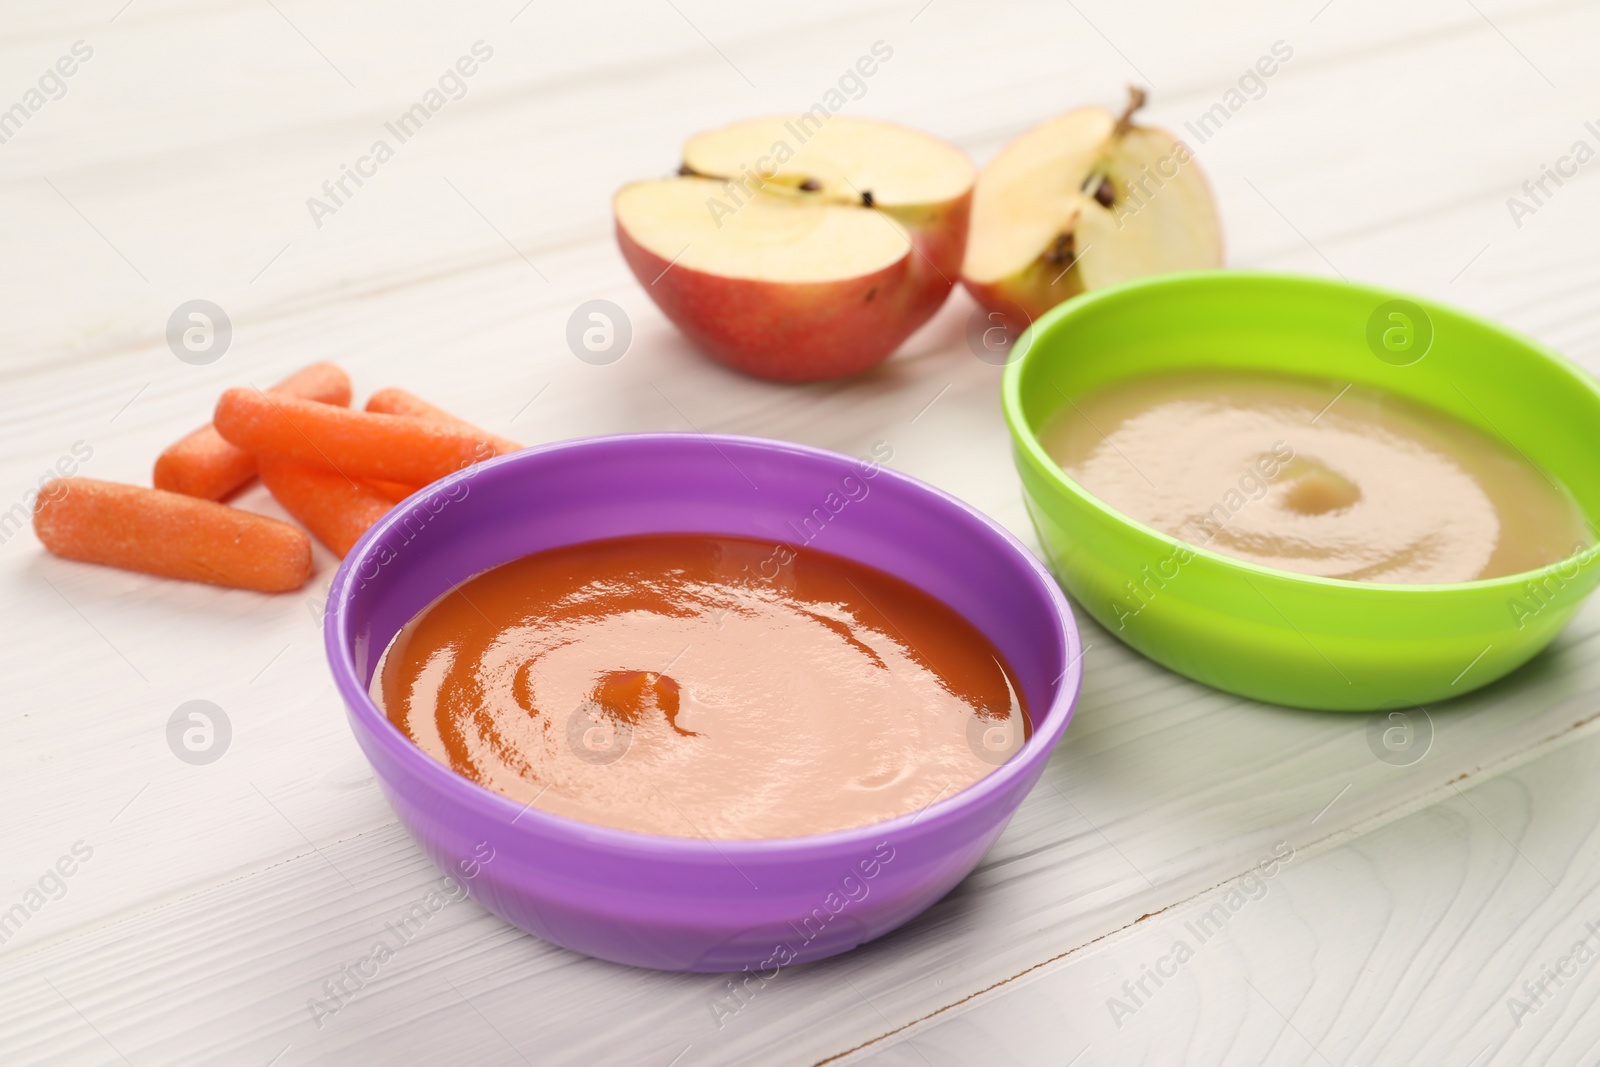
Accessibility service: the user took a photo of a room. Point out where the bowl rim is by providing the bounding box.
[1002,269,1600,595]
[324,432,1083,860]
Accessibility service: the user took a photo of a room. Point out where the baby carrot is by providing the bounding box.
[153,362,353,500]
[153,426,256,502]
[365,388,522,455]
[33,478,312,593]
[258,458,393,558]
[213,389,496,486]
[365,478,421,503]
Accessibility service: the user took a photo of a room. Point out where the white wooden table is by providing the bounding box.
[3,0,1598,1063]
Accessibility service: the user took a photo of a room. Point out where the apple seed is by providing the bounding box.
[1043,232,1076,267]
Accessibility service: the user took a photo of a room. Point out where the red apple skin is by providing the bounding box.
[617,192,970,383]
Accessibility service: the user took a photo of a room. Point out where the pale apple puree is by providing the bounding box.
[373,534,1028,839]
[1041,370,1590,583]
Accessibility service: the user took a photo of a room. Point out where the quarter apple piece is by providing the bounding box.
[615,115,973,382]
[962,89,1222,332]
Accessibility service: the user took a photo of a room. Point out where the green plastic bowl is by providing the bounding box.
[1003,271,1600,711]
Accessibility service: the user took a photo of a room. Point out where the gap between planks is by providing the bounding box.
[815,691,1600,1065]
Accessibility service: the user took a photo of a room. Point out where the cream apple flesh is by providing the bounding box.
[962,88,1223,332]
[615,115,974,382]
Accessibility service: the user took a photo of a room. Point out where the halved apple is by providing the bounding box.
[962,88,1222,331]
[615,115,974,382]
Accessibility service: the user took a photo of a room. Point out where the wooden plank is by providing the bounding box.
[847,724,1600,1066]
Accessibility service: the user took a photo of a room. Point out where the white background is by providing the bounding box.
[2,0,1599,1064]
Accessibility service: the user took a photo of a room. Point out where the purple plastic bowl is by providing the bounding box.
[324,433,1081,972]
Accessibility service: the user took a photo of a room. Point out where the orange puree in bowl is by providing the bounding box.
[373,534,1029,839]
